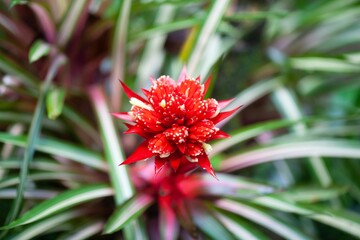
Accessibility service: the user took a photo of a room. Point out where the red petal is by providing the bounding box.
[124,123,150,138]
[120,81,148,103]
[178,78,203,99]
[211,129,230,140]
[218,98,234,109]
[185,142,204,157]
[155,157,167,175]
[203,75,212,96]
[177,65,188,83]
[169,153,183,172]
[177,143,186,153]
[197,154,217,179]
[188,120,216,142]
[164,126,189,144]
[148,134,176,155]
[120,140,153,165]
[112,112,133,121]
[142,88,151,98]
[212,105,242,124]
[132,106,164,132]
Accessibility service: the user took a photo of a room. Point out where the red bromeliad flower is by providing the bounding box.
[113,67,240,177]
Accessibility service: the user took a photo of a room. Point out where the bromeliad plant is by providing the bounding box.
[1,0,360,240]
[114,68,239,177]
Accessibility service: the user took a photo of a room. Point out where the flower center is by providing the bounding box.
[164,126,189,144]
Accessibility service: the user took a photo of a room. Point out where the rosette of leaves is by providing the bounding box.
[1,0,360,239]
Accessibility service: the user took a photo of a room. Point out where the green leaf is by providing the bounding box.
[0,188,57,200]
[130,17,201,41]
[191,202,235,240]
[252,195,360,238]
[0,158,70,172]
[104,194,154,234]
[89,86,134,203]
[4,56,65,227]
[0,52,38,89]
[2,184,113,229]
[109,0,132,111]
[9,210,84,240]
[56,220,103,240]
[46,87,66,120]
[225,11,286,21]
[219,78,280,127]
[215,199,310,240]
[187,0,231,75]
[183,173,274,199]
[220,139,360,172]
[0,133,107,171]
[9,0,28,8]
[290,57,360,73]
[211,118,302,156]
[28,40,51,63]
[0,172,86,189]
[272,86,332,187]
[0,112,65,132]
[57,0,88,47]
[270,187,348,203]
[212,209,269,240]
[90,86,147,239]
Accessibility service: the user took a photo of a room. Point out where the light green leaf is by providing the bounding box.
[290,57,360,73]
[191,203,235,240]
[0,52,38,89]
[0,133,107,171]
[0,158,70,172]
[221,139,360,172]
[211,119,302,156]
[90,86,147,240]
[46,87,66,120]
[57,0,87,47]
[2,184,113,229]
[109,0,132,111]
[0,172,86,189]
[272,187,348,203]
[4,56,65,227]
[0,112,65,132]
[104,194,154,234]
[215,199,310,240]
[212,209,269,240]
[28,40,51,63]
[225,11,286,21]
[8,210,83,240]
[57,220,103,240]
[252,195,360,238]
[187,0,231,75]
[9,0,28,8]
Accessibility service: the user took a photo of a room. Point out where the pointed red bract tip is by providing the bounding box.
[212,105,243,124]
[197,154,217,179]
[211,129,230,140]
[120,81,148,103]
[124,123,151,138]
[120,141,154,165]
[203,75,212,95]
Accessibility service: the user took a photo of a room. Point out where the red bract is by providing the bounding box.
[114,67,240,177]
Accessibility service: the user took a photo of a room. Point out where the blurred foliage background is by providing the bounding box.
[0,0,360,239]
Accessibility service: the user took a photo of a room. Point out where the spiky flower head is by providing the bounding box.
[113,67,240,177]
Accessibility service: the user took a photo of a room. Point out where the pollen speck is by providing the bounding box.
[159,99,166,108]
